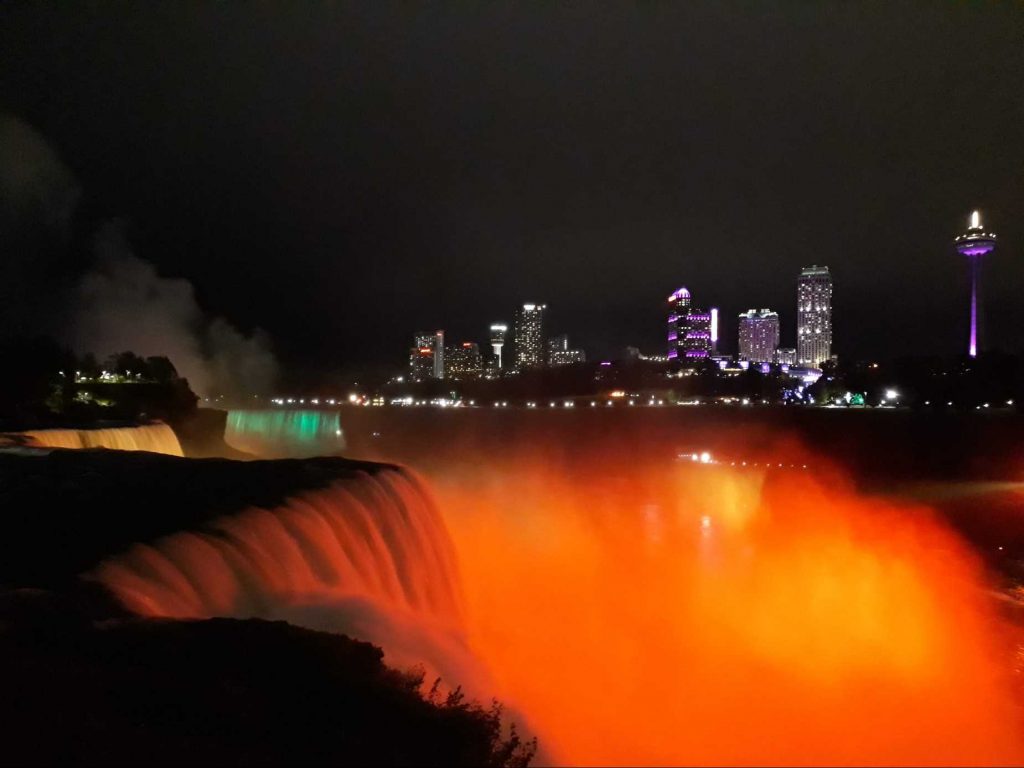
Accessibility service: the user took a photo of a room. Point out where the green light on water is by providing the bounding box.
[226,410,345,457]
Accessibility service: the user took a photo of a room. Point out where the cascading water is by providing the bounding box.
[89,466,489,693]
[7,423,184,456]
[81,431,1024,765]
[225,409,346,458]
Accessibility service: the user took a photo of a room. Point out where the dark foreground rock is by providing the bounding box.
[0,450,536,766]
[0,592,533,767]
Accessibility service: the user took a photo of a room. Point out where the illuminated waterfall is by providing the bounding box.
[225,409,346,458]
[77,438,1024,765]
[12,423,183,456]
[89,466,485,689]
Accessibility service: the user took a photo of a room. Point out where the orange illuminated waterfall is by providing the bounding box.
[90,441,1024,765]
[90,467,483,688]
[11,423,184,456]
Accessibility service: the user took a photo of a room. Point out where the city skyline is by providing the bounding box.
[403,211,996,380]
[1,4,1021,381]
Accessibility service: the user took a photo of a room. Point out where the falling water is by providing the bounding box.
[225,409,346,458]
[90,466,487,690]
[85,435,1024,765]
[8,423,184,456]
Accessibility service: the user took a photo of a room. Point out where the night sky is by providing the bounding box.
[1,2,1022,380]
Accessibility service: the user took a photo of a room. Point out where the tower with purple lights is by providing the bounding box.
[954,210,997,358]
[667,287,712,361]
[666,287,689,360]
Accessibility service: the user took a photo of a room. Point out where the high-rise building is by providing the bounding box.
[432,330,444,378]
[547,334,585,366]
[514,303,546,369]
[489,323,508,369]
[409,330,444,381]
[445,342,483,379]
[667,287,712,361]
[667,287,689,360]
[738,309,780,363]
[796,266,832,367]
[710,307,720,354]
[954,210,997,358]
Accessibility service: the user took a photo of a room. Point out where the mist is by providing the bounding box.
[74,221,278,398]
[0,115,278,399]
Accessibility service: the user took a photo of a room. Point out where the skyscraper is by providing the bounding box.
[667,287,712,361]
[514,303,546,369]
[667,287,689,360]
[796,266,832,367]
[954,210,997,358]
[738,309,780,363]
[489,323,508,369]
[409,330,444,381]
[432,330,444,379]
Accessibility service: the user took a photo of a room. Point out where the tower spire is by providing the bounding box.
[954,209,997,358]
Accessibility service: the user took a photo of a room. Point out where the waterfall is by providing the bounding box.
[11,423,184,456]
[89,466,487,690]
[225,409,346,458]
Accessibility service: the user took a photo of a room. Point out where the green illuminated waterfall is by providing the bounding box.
[225,410,346,458]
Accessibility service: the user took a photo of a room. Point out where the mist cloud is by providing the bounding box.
[75,221,278,397]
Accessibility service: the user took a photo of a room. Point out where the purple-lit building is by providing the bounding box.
[954,210,997,358]
[738,308,780,363]
[667,287,712,361]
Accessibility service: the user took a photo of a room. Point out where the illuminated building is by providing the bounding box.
[409,330,444,381]
[774,347,797,365]
[710,307,719,354]
[489,323,508,369]
[445,342,483,379]
[548,334,585,366]
[796,266,832,367]
[410,333,433,381]
[432,330,444,378]
[954,209,997,358]
[738,309,780,363]
[666,287,689,360]
[514,303,546,369]
[667,287,712,361]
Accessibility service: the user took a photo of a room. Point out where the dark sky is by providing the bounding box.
[1,2,1022,378]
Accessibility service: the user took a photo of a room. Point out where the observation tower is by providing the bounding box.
[954,210,997,358]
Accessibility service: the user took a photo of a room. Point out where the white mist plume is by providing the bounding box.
[75,221,277,397]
